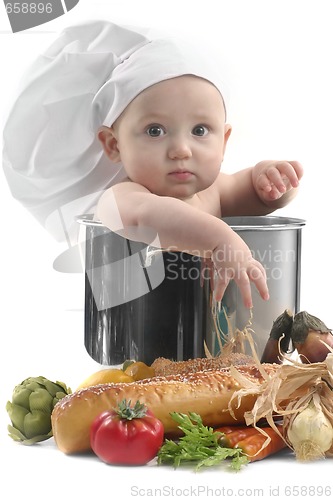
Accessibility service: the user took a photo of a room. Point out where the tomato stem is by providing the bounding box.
[115,399,147,420]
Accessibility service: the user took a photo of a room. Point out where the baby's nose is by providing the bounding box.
[167,137,192,160]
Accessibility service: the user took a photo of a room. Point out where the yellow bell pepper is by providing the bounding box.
[124,361,155,381]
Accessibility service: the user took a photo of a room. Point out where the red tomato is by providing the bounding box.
[90,400,164,465]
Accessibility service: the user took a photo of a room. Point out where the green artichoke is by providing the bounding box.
[6,376,71,445]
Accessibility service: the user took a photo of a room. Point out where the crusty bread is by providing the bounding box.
[151,353,255,377]
[51,364,278,454]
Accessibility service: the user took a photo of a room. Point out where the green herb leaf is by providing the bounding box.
[157,412,249,471]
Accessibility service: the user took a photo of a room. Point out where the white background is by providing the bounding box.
[1,1,332,498]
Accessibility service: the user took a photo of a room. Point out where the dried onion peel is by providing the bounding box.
[229,351,333,461]
[291,311,333,363]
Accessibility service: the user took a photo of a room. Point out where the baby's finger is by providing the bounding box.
[213,267,234,302]
[234,269,253,308]
[256,172,274,192]
[289,160,304,181]
[274,161,301,188]
[265,166,288,193]
[267,184,283,200]
[248,262,269,301]
[213,276,230,303]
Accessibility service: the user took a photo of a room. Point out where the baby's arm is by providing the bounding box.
[96,182,269,308]
[218,161,303,216]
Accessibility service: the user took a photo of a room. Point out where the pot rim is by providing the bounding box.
[76,214,104,227]
[222,215,306,231]
[77,214,306,231]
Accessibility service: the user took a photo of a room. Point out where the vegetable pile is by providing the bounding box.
[88,405,287,470]
[6,311,333,468]
[230,352,333,461]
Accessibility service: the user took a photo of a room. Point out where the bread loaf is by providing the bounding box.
[51,364,278,454]
[151,352,255,377]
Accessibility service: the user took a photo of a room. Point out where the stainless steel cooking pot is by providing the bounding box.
[78,215,305,365]
[216,216,306,357]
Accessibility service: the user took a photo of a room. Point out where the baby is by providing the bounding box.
[2,20,303,308]
[95,77,302,309]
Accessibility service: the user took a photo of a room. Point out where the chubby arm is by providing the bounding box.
[96,181,269,308]
[219,161,304,216]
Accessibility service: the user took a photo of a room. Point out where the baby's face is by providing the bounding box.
[111,75,231,200]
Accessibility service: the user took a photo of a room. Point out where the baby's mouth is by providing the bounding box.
[168,170,194,180]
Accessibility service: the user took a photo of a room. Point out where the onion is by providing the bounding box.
[291,311,333,363]
[261,309,293,364]
[229,352,333,461]
[286,395,333,461]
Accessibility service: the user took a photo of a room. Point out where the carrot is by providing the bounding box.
[235,426,287,462]
[216,426,260,448]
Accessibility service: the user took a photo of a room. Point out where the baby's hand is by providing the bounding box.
[253,160,303,202]
[211,232,269,308]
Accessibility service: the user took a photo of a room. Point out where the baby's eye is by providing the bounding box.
[192,125,209,137]
[146,125,165,137]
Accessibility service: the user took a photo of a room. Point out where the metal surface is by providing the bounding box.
[78,215,305,365]
[78,215,214,365]
[219,216,306,357]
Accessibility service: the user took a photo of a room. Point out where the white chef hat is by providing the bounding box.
[2,20,228,243]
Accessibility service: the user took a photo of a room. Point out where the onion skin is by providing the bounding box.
[261,309,294,364]
[291,311,333,363]
[294,330,333,363]
[260,339,284,364]
[261,310,333,364]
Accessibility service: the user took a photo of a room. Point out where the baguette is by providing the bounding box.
[51,364,278,454]
[151,352,255,377]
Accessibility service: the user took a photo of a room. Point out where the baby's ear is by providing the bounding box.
[97,126,121,163]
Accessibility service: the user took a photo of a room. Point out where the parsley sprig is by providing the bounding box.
[157,412,249,471]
